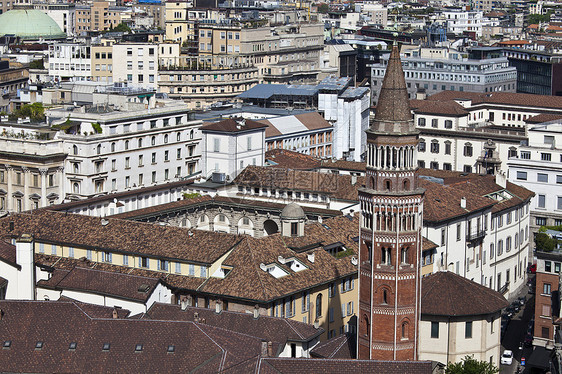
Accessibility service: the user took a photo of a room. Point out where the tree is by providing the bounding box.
[11,103,45,122]
[29,59,44,70]
[317,3,329,13]
[109,23,131,33]
[535,232,557,252]
[446,355,499,374]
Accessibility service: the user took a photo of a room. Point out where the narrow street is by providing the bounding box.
[500,276,535,374]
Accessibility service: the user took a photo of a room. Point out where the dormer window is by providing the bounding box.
[3,340,11,349]
[167,345,175,353]
[69,342,77,351]
[135,344,143,352]
[35,341,43,350]
[102,343,110,351]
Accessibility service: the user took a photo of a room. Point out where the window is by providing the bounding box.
[543,283,552,295]
[139,257,149,268]
[538,194,546,208]
[558,197,562,211]
[444,120,452,129]
[152,153,156,164]
[200,266,206,277]
[158,260,169,271]
[430,140,439,153]
[456,224,461,241]
[546,261,552,272]
[541,153,552,161]
[316,294,323,318]
[138,138,143,148]
[521,151,530,159]
[465,321,472,338]
[537,217,547,226]
[463,143,473,157]
[431,119,438,128]
[418,140,426,152]
[538,173,548,183]
[431,322,439,338]
[418,118,426,127]
[138,155,143,166]
[213,138,220,152]
[444,141,451,155]
[516,171,527,180]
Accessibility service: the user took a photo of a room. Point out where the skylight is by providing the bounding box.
[102,343,110,351]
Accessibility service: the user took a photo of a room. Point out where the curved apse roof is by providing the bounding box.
[0,9,66,40]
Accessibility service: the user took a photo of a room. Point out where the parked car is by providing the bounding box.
[518,296,526,306]
[528,264,537,274]
[501,350,514,365]
[524,334,533,347]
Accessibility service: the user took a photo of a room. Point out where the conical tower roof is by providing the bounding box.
[371,43,413,132]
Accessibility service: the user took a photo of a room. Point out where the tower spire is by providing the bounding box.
[372,43,413,133]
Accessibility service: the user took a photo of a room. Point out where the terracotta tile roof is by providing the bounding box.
[1,210,242,264]
[422,237,438,251]
[258,358,435,373]
[146,302,322,344]
[426,90,562,110]
[310,333,355,359]
[38,266,162,302]
[265,149,321,170]
[34,254,207,292]
[234,166,364,201]
[497,40,532,45]
[200,215,359,302]
[0,276,6,288]
[419,178,495,224]
[319,159,366,172]
[0,299,266,373]
[525,113,562,124]
[418,169,534,220]
[0,240,17,268]
[421,271,508,316]
[110,194,341,220]
[410,99,468,117]
[200,117,268,133]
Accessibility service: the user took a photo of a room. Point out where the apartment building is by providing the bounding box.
[370,46,517,104]
[507,120,562,242]
[134,0,165,30]
[47,43,92,82]
[75,1,126,33]
[112,43,158,90]
[91,41,114,84]
[442,9,484,38]
[411,90,562,174]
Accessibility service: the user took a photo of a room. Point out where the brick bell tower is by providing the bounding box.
[357,42,425,361]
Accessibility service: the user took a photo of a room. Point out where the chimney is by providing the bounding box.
[313,320,320,329]
[460,197,467,209]
[215,300,223,314]
[16,234,35,300]
[261,341,268,356]
[267,341,273,357]
[193,312,199,323]
[351,174,357,186]
[112,308,118,319]
[253,304,259,319]
[495,172,507,188]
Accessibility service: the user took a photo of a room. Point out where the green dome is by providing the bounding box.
[0,9,66,40]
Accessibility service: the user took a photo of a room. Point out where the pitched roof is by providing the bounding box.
[146,302,322,344]
[257,358,435,374]
[410,99,468,117]
[38,266,162,303]
[372,43,413,125]
[234,165,364,201]
[259,112,332,138]
[525,113,562,124]
[427,90,562,111]
[0,240,17,268]
[0,299,267,373]
[0,210,241,264]
[319,159,366,172]
[310,333,355,359]
[110,194,341,220]
[200,117,268,133]
[421,271,508,316]
[265,148,321,170]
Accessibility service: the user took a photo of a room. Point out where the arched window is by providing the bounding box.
[73,182,80,194]
[138,138,143,148]
[362,314,370,337]
[96,144,101,155]
[125,140,129,150]
[381,248,391,265]
[401,247,408,264]
[190,130,194,139]
[73,145,78,155]
[164,134,168,144]
[316,294,322,318]
[151,136,156,146]
[111,142,116,152]
[403,179,410,190]
[464,142,473,157]
[73,163,79,174]
[385,180,391,191]
[383,289,388,304]
[370,176,375,189]
[401,321,409,340]
[177,132,181,142]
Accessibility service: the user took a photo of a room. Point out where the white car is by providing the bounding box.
[501,350,513,365]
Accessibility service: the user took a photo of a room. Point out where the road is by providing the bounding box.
[500,276,534,374]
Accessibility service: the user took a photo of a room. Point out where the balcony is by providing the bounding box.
[466,229,486,242]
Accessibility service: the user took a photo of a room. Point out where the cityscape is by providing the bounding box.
[0,0,561,372]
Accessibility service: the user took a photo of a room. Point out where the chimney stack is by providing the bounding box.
[180,296,189,310]
[460,197,467,209]
[112,308,118,319]
[261,341,268,356]
[193,312,199,323]
[253,304,259,319]
[215,300,223,314]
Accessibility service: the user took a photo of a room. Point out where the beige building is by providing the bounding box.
[75,2,125,33]
[419,271,508,366]
[91,40,114,84]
